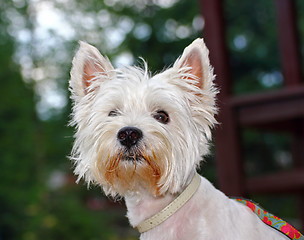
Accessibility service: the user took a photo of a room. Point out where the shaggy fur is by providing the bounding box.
[69,38,288,239]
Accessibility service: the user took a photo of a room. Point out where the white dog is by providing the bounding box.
[69,38,301,239]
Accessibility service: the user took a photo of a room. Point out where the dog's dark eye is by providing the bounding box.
[108,110,119,117]
[153,111,169,124]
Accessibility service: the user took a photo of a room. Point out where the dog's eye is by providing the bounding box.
[153,111,169,124]
[108,110,120,117]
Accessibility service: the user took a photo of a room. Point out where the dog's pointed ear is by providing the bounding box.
[70,41,114,97]
[174,38,214,90]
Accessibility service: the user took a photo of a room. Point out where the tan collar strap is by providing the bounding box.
[136,173,201,233]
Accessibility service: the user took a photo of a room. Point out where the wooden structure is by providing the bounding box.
[200,0,304,226]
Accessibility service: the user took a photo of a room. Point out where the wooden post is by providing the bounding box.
[200,0,245,196]
[274,0,302,86]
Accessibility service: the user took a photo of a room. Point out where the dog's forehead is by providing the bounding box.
[107,67,174,94]
[97,67,181,112]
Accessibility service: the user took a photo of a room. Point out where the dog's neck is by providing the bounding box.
[124,173,200,233]
[125,190,176,228]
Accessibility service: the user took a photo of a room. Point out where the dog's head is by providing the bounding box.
[69,38,217,197]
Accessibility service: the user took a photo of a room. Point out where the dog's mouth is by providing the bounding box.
[121,150,144,163]
[104,147,163,196]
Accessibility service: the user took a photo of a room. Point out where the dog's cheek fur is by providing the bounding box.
[148,72,217,194]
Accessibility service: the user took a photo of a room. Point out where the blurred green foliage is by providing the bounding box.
[225,0,281,94]
[0,0,202,239]
[0,0,303,239]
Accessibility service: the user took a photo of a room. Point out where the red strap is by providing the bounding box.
[233,198,304,240]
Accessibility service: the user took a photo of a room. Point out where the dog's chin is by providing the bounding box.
[98,147,165,196]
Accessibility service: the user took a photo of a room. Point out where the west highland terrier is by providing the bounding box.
[69,38,302,240]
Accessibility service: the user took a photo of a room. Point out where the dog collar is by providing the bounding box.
[136,173,201,233]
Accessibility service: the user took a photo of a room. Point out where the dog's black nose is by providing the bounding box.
[117,127,143,149]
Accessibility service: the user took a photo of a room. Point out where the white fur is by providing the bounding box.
[125,176,288,240]
[69,38,288,239]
